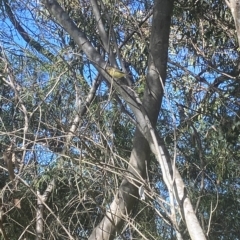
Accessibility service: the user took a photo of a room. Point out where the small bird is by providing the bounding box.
[106,66,126,79]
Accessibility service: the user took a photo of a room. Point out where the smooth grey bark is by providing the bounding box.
[43,0,206,239]
[225,0,240,45]
[88,0,172,226]
[36,180,55,240]
[90,0,115,64]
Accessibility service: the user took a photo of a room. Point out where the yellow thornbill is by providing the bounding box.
[106,66,126,79]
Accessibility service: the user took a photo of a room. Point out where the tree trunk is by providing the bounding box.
[43,0,206,239]
[89,0,174,239]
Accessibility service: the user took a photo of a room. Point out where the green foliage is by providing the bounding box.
[0,0,240,239]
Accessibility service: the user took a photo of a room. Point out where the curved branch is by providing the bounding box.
[90,0,115,64]
[4,0,55,61]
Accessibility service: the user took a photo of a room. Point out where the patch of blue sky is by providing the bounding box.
[0,2,61,61]
[153,180,173,228]
[160,53,220,128]
[24,143,57,168]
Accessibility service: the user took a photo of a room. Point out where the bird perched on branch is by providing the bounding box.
[106,66,126,79]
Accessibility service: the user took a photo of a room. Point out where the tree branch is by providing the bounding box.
[43,1,206,239]
[4,0,55,61]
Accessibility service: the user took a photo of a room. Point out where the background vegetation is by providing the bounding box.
[0,0,239,239]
